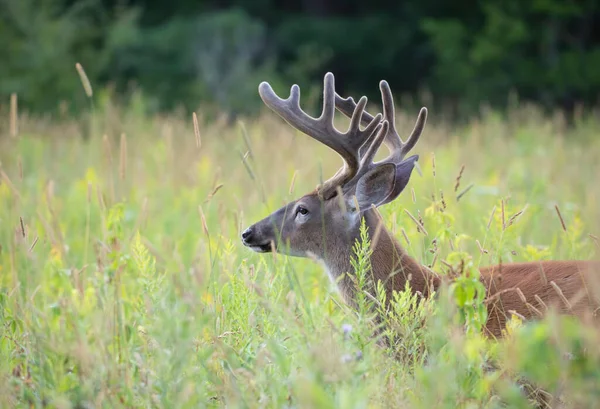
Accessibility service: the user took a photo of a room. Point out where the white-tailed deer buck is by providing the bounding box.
[242,72,599,338]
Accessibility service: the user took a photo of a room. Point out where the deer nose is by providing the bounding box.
[241,227,253,242]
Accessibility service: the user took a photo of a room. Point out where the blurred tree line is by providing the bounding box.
[1,0,599,118]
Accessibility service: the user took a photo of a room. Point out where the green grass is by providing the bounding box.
[1,98,600,408]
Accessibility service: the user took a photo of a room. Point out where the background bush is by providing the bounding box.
[1,0,599,117]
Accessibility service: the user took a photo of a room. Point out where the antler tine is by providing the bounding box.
[259,76,347,156]
[403,107,427,156]
[335,94,376,126]
[335,80,428,164]
[259,72,382,199]
[361,120,389,168]
[320,71,336,124]
[379,81,401,151]
[335,94,379,159]
[379,80,427,161]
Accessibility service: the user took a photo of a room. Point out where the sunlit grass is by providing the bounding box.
[1,97,599,408]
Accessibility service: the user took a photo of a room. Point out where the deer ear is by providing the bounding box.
[353,163,396,211]
[379,155,419,206]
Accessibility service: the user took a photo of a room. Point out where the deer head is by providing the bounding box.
[241,72,427,264]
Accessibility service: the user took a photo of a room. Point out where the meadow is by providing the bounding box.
[1,91,600,408]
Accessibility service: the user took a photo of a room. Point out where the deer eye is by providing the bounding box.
[296,206,309,216]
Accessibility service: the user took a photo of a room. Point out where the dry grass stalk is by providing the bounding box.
[96,185,106,212]
[507,206,527,228]
[485,287,527,304]
[440,259,452,268]
[28,236,39,252]
[10,93,18,138]
[430,238,438,254]
[0,169,22,200]
[501,199,506,231]
[205,184,224,203]
[239,150,255,180]
[487,205,497,231]
[589,234,600,252]
[102,134,113,164]
[440,190,447,210]
[507,210,523,227]
[352,196,360,214]
[454,164,465,192]
[370,212,385,249]
[516,287,527,303]
[271,240,278,263]
[362,289,382,307]
[119,133,127,181]
[411,187,416,204]
[46,180,55,201]
[336,186,347,215]
[554,204,567,232]
[508,310,526,320]
[456,183,473,202]
[390,211,397,235]
[75,63,93,97]
[401,228,410,246]
[476,239,488,254]
[19,217,26,238]
[239,121,253,159]
[550,281,572,310]
[567,290,587,311]
[289,171,298,195]
[431,152,436,177]
[193,112,201,149]
[534,294,548,311]
[404,209,428,236]
[526,302,543,317]
[537,262,548,286]
[430,253,438,269]
[414,160,423,177]
[198,205,210,237]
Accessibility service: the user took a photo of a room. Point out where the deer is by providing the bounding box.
[241,72,600,338]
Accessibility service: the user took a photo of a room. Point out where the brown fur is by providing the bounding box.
[481,260,600,337]
[363,208,600,338]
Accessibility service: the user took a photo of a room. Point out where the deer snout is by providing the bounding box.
[241,225,274,253]
[241,227,254,242]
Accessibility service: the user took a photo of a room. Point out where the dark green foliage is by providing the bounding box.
[0,0,140,112]
[1,0,599,116]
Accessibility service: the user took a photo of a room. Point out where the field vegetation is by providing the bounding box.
[1,91,600,408]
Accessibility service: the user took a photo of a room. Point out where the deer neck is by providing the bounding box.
[321,208,439,306]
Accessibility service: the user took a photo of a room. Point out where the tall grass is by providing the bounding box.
[1,97,599,408]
